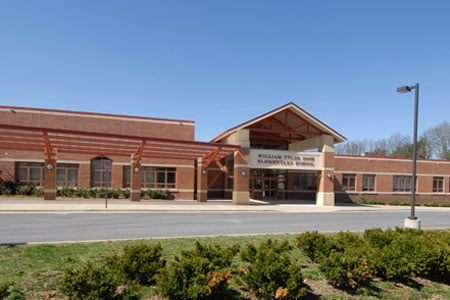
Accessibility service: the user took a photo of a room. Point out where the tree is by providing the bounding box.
[390,138,431,159]
[421,121,450,160]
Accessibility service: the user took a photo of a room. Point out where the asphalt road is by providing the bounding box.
[1,210,449,244]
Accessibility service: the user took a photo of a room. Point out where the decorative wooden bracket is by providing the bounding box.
[202,148,221,170]
[214,160,228,173]
[43,132,53,161]
[134,140,145,167]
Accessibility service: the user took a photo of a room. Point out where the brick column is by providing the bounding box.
[316,135,335,206]
[44,152,57,200]
[196,158,208,202]
[232,148,250,205]
[130,155,141,201]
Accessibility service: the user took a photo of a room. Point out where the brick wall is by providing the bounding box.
[335,155,450,204]
[0,106,195,141]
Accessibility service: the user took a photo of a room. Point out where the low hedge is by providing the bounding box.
[59,229,450,298]
[296,228,450,291]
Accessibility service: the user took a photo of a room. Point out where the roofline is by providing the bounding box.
[336,154,450,163]
[0,123,240,149]
[0,105,195,125]
[211,102,347,143]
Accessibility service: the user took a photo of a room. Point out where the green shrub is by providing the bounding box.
[326,231,364,255]
[59,260,138,300]
[0,180,21,195]
[93,188,106,198]
[60,186,75,197]
[121,189,131,199]
[239,239,308,299]
[32,187,44,197]
[363,228,397,250]
[364,228,450,282]
[295,231,329,263]
[113,243,166,286]
[75,188,90,198]
[374,234,421,281]
[17,183,38,196]
[319,247,373,290]
[110,189,121,199]
[412,231,450,278]
[5,286,25,300]
[147,189,170,199]
[0,282,11,298]
[157,241,239,300]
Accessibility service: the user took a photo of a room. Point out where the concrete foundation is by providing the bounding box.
[316,192,335,206]
[404,217,421,229]
[232,191,250,205]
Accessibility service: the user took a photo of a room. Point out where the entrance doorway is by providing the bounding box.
[250,169,286,200]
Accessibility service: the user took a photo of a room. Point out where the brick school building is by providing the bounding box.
[1,103,449,205]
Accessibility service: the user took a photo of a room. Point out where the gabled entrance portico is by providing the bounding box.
[211,102,347,206]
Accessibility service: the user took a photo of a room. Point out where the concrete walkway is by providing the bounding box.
[1,197,449,213]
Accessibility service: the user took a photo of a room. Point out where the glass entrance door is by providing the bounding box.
[250,169,286,200]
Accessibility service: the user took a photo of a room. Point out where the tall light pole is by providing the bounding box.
[397,83,421,229]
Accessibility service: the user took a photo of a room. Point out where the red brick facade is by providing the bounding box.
[334,155,450,204]
[1,105,449,205]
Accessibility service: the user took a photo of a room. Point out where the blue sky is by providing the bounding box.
[1,0,449,142]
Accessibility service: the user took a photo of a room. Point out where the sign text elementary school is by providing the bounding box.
[250,149,322,170]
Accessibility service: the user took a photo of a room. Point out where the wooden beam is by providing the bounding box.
[249,127,322,136]
[134,141,145,167]
[43,133,53,161]
[202,148,222,170]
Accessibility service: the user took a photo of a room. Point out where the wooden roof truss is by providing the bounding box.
[248,109,323,146]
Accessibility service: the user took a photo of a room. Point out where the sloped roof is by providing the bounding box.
[211,102,347,145]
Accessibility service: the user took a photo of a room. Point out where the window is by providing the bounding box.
[363,174,376,192]
[293,173,317,191]
[56,164,79,187]
[393,175,412,192]
[433,176,443,193]
[123,166,176,189]
[15,162,44,186]
[342,174,356,191]
[91,157,112,187]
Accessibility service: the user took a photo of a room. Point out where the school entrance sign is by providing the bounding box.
[250,149,322,170]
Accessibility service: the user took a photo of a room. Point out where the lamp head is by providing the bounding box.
[397,86,412,93]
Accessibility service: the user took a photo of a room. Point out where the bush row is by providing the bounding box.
[0,282,25,300]
[59,240,308,300]
[0,180,171,199]
[295,228,450,290]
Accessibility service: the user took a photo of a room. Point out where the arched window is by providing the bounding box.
[91,157,112,187]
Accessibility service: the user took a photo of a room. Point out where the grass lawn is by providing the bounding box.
[1,233,449,299]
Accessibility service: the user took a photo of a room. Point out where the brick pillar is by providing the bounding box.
[232,148,250,205]
[44,152,57,200]
[130,155,141,201]
[196,158,208,202]
[316,135,335,206]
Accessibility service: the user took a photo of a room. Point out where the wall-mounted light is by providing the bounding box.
[202,170,207,175]
[241,170,247,176]
[46,163,54,170]
[134,167,140,173]
[327,173,332,179]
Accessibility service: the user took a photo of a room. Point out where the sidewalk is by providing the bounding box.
[2,197,449,213]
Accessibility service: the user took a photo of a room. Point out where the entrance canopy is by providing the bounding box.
[212,102,346,146]
[0,123,239,164]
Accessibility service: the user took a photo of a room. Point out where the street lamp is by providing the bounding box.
[397,83,421,229]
